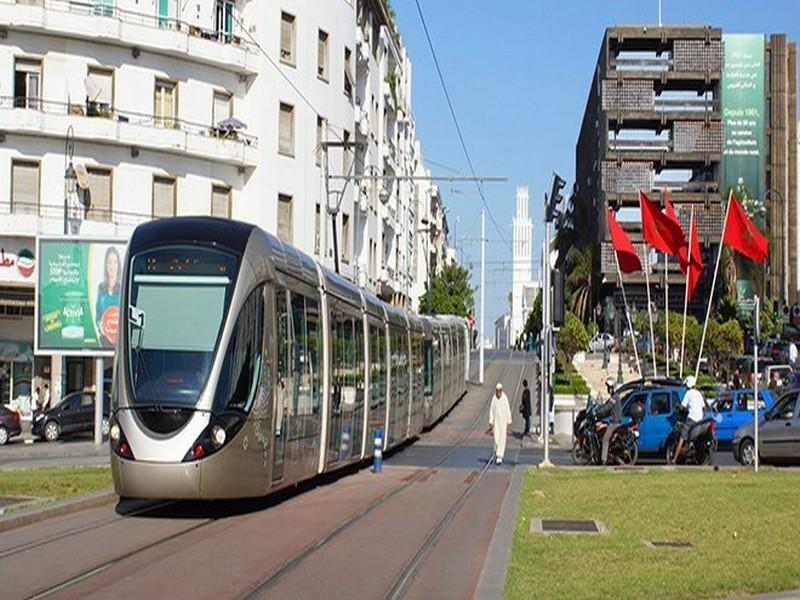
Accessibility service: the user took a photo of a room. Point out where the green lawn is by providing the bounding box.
[0,467,111,504]
[506,468,800,599]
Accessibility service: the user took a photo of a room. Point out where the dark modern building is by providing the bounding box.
[576,25,796,313]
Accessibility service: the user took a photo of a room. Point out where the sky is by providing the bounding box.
[392,0,800,332]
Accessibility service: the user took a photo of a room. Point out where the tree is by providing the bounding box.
[707,319,744,356]
[418,262,474,317]
[717,294,738,323]
[555,312,589,373]
[523,290,542,340]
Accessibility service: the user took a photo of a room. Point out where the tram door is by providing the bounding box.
[272,288,290,482]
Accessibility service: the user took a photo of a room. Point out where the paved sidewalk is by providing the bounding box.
[0,439,109,469]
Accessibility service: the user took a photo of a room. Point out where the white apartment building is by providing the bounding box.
[511,186,532,343]
[0,0,445,407]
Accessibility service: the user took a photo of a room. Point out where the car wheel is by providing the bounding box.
[0,426,8,446]
[738,438,755,466]
[665,439,680,465]
[101,417,110,437]
[44,420,60,442]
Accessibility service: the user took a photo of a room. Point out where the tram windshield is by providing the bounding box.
[126,246,238,408]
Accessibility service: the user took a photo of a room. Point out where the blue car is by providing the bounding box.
[708,389,773,446]
[621,386,685,454]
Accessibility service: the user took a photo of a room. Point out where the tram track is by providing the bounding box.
[242,350,527,600]
[15,350,512,600]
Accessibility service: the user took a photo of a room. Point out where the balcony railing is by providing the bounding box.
[0,198,154,228]
[608,138,672,152]
[0,96,258,148]
[4,0,256,52]
[654,97,720,113]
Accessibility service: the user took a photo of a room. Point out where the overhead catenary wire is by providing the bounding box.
[413,0,511,251]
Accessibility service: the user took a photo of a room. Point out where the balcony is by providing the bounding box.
[379,264,397,297]
[0,0,259,76]
[0,197,152,239]
[0,96,259,168]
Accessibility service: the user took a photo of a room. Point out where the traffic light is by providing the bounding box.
[546,173,566,222]
[773,300,779,322]
[553,268,565,327]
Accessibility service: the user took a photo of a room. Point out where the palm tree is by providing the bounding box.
[565,246,592,323]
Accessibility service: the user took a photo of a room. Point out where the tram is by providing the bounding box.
[110,218,469,499]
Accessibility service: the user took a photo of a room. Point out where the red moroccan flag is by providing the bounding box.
[606,205,642,273]
[722,191,768,262]
[639,190,686,257]
[686,212,703,301]
[663,191,689,272]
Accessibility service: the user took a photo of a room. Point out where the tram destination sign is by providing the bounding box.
[36,238,127,355]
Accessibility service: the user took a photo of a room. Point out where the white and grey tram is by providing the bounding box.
[110,218,469,499]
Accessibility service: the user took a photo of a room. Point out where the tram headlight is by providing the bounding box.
[210,425,226,448]
[110,423,121,443]
[109,418,134,460]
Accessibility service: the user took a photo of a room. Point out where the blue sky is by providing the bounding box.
[393,0,800,329]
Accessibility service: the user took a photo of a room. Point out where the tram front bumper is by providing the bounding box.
[112,455,202,500]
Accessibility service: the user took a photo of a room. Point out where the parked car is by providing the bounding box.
[732,390,800,465]
[31,391,110,442]
[709,389,773,447]
[0,405,22,445]
[621,386,686,454]
[761,364,797,389]
[588,333,615,353]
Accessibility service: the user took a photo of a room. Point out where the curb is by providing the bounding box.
[0,488,117,534]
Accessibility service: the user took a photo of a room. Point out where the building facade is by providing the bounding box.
[576,25,796,311]
[511,186,532,342]
[0,0,446,409]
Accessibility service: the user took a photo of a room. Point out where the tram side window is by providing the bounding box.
[290,292,308,438]
[213,286,264,413]
[306,296,322,421]
[370,324,385,411]
[423,340,433,395]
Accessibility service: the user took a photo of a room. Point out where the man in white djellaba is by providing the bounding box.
[488,382,512,464]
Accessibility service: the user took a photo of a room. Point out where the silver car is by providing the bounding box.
[732,390,800,465]
[588,333,615,353]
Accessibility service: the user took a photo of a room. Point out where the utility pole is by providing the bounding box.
[479,208,485,384]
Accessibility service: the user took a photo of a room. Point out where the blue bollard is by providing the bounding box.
[373,427,383,474]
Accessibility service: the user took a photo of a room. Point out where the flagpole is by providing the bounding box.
[615,252,642,378]
[642,244,657,377]
[695,193,733,379]
[680,206,694,379]
[665,253,670,377]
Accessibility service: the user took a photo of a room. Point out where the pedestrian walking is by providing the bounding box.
[520,379,532,437]
[33,386,41,414]
[487,382,512,464]
[43,383,50,411]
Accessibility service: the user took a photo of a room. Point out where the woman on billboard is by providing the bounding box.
[95,246,121,348]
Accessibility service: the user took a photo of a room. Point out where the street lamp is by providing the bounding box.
[63,125,76,235]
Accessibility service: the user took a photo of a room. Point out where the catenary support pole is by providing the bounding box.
[679,207,694,379]
[479,208,485,384]
[94,357,103,445]
[642,244,657,377]
[540,216,552,467]
[696,195,733,379]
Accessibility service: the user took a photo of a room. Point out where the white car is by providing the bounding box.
[589,333,615,353]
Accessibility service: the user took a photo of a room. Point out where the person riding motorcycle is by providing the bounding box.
[672,375,706,463]
[597,377,622,464]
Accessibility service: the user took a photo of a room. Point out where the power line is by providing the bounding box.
[413,0,511,250]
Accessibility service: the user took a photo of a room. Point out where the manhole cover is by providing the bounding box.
[645,540,692,549]
[530,518,607,535]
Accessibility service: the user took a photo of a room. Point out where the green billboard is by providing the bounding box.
[36,238,126,354]
[722,34,766,215]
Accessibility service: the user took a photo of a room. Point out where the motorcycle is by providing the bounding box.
[665,404,717,465]
[572,400,642,466]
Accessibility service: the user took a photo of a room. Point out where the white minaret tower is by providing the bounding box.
[511,186,532,344]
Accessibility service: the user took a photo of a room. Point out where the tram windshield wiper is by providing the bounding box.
[129,311,165,412]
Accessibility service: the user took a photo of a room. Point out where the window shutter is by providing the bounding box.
[280,14,294,62]
[87,168,112,221]
[153,177,175,218]
[318,31,328,79]
[277,194,292,243]
[89,69,113,106]
[279,103,294,155]
[11,161,39,214]
[213,92,231,127]
[211,185,231,217]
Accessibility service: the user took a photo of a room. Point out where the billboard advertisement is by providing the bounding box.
[0,237,36,284]
[721,34,766,216]
[36,238,127,354]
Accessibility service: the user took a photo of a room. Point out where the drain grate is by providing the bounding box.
[645,540,692,549]
[530,518,607,535]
